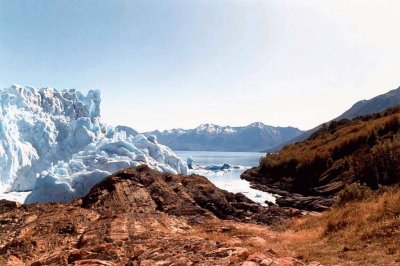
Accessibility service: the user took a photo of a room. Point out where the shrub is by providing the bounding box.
[324,220,348,235]
[253,109,400,197]
[335,183,373,206]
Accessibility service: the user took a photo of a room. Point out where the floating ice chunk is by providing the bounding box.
[187,156,194,169]
[203,163,232,171]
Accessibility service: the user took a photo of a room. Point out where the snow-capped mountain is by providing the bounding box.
[145,123,303,152]
[0,84,187,203]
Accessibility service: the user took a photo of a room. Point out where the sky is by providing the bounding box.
[0,0,399,132]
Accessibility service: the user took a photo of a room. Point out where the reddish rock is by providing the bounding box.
[247,252,268,262]
[260,258,274,266]
[4,255,24,266]
[247,236,267,247]
[271,257,306,266]
[242,261,258,266]
[73,259,116,265]
[0,166,304,265]
[227,237,242,247]
[307,262,322,266]
[0,200,20,214]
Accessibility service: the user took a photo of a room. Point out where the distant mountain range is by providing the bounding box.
[267,86,400,152]
[144,123,303,152]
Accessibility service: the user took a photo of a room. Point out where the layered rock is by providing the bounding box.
[0,166,304,265]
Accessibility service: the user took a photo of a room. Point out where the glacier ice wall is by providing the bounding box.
[0,85,187,203]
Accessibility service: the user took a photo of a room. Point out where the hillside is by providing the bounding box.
[242,107,400,210]
[269,185,400,264]
[267,86,400,152]
[337,86,400,120]
[145,123,303,152]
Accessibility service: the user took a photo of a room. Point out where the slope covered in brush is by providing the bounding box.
[243,107,400,198]
[267,86,400,152]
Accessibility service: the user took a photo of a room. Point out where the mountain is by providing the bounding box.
[243,106,400,210]
[337,86,400,120]
[145,122,303,152]
[0,84,187,203]
[268,86,400,152]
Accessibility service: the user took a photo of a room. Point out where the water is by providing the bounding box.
[175,151,275,205]
[175,151,263,166]
[2,151,274,204]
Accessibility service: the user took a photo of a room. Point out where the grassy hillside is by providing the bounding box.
[271,185,400,264]
[257,107,400,196]
[194,185,400,265]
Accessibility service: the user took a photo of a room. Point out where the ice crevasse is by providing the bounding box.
[0,84,187,203]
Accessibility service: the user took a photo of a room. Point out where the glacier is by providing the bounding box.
[0,84,187,203]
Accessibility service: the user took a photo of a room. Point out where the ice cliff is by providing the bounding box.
[0,84,187,203]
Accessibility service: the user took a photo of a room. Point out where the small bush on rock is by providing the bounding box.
[335,183,373,206]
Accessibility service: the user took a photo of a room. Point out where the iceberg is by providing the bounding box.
[0,84,187,203]
[203,163,234,171]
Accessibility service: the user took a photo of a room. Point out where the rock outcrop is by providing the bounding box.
[241,169,333,212]
[0,166,306,265]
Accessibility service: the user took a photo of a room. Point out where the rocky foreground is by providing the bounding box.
[0,166,312,266]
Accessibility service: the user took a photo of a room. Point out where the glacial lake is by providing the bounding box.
[0,151,275,204]
[175,151,275,205]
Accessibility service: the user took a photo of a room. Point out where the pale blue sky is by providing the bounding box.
[1,0,399,132]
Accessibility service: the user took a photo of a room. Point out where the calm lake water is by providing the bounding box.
[175,151,275,204]
[175,151,263,167]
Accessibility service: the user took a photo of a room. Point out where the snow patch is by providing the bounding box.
[195,123,223,134]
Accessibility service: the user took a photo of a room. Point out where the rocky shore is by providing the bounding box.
[0,166,311,266]
[241,168,333,212]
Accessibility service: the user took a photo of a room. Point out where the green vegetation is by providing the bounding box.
[259,106,400,195]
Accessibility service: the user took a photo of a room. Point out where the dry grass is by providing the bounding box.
[190,186,400,265]
[181,185,400,265]
[190,219,277,255]
[271,186,400,264]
